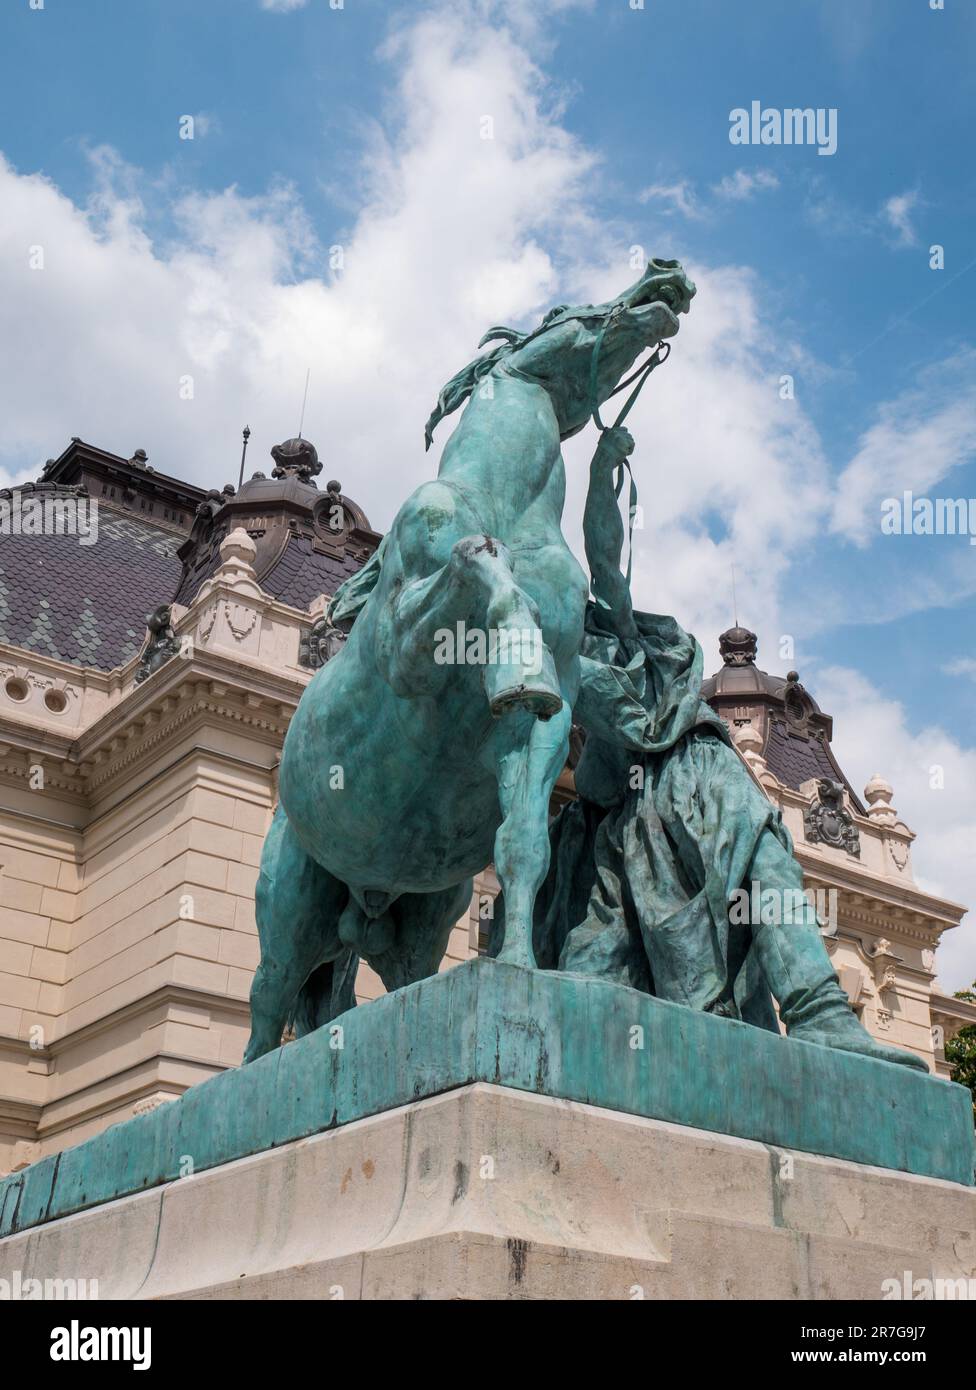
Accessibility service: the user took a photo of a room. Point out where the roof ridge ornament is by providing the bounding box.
[719,624,757,666]
[270,437,321,485]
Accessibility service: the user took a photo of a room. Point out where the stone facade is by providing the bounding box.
[0,447,972,1177]
[703,627,971,1075]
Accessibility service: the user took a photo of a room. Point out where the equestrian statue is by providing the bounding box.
[244,257,922,1075]
[244,259,694,1061]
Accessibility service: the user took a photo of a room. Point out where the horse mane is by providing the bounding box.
[423,306,574,450]
[422,335,518,451]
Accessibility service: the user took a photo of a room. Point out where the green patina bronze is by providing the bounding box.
[247,258,927,1077]
[244,259,695,1061]
[490,425,929,1073]
[1,960,972,1238]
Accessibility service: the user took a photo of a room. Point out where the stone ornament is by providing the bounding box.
[803,777,861,857]
[299,615,346,670]
[134,605,181,684]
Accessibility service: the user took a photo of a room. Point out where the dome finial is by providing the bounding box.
[719,624,757,667]
[270,437,321,485]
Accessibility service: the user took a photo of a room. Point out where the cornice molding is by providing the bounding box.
[798,856,965,928]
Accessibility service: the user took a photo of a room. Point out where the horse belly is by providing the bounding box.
[279,657,500,895]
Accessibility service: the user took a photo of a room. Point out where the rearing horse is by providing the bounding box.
[244,259,695,1062]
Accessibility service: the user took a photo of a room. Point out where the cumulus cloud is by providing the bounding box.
[882,189,920,247]
[637,180,702,220]
[0,10,597,514]
[815,666,976,991]
[0,0,827,670]
[260,0,307,12]
[830,350,976,545]
[712,169,779,201]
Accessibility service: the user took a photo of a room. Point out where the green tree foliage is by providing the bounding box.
[944,982,976,1120]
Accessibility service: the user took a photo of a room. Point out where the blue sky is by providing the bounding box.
[1,0,974,983]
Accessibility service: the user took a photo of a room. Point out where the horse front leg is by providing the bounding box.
[490,700,572,969]
[379,534,560,717]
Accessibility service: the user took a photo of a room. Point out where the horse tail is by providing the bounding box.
[288,948,358,1039]
[327,535,387,628]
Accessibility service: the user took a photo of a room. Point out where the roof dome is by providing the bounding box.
[701,625,819,707]
[173,437,379,610]
[701,624,861,809]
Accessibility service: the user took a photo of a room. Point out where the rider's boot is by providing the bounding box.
[748,840,928,1072]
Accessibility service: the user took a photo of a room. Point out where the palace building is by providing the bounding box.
[1,437,972,1175]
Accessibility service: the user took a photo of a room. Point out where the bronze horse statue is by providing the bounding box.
[244,260,694,1061]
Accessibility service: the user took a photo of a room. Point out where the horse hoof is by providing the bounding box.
[485,641,562,720]
[489,684,563,720]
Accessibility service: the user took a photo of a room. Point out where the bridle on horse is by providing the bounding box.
[586,300,674,583]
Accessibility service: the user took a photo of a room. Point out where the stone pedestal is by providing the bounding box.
[2,959,974,1299]
[2,1082,974,1300]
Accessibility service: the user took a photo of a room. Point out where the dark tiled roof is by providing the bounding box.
[172,540,223,607]
[258,536,368,612]
[764,718,865,814]
[0,508,182,671]
[764,719,836,790]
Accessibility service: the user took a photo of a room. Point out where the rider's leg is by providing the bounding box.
[363,878,473,993]
[244,807,349,1063]
[490,700,572,969]
[748,829,928,1071]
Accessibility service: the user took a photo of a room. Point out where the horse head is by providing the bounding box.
[503,259,695,439]
[425,259,695,447]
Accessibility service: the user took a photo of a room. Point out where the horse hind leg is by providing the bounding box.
[243,807,350,1063]
[289,948,358,1040]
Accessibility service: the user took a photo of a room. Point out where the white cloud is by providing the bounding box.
[188,112,219,139]
[882,189,920,247]
[943,658,976,682]
[814,666,976,992]
[261,0,307,12]
[830,350,976,546]
[713,169,779,201]
[0,10,597,508]
[0,0,826,658]
[0,2,838,676]
[637,180,702,220]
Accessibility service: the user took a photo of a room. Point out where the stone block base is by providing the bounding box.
[2,1083,973,1300]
